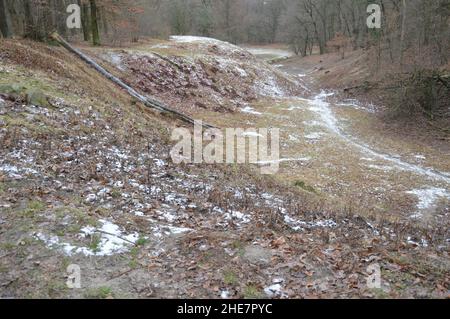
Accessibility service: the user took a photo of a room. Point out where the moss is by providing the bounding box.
[135,237,148,246]
[88,234,101,253]
[243,285,262,299]
[84,286,114,299]
[25,88,50,107]
[1,114,64,135]
[223,270,238,285]
[19,200,46,218]
[46,279,68,298]
[0,242,15,251]
[294,180,317,194]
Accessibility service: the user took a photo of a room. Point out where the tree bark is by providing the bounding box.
[399,0,407,71]
[81,1,91,41]
[89,0,100,46]
[0,0,10,38]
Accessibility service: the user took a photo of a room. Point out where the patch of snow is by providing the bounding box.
[361,157,376,162]
[303,120,323,127]
[0,164,38,179]
[36,219,140,257]
[257,157,311,165]
[153,159,166,167]
[288,134,299,142]
[281,209,337,232]
[151,44,170,49]
[407,188,450,218]
[170,35,248,56]
[225,210,251,224]
[256,76,285,97]
[164,225,192,235]
[102,52,125,71]
[241,106,262,115]
[307,91,450,184]
[264,284,282,297]
[171,35,226,45]
[235,66,248,77]
[85,194,97,203]
[114,181,124,188]
[156,210,178,223]
[220,290,230,299]
[407,237,429,247]
[304,132,325,140]
[245,47,294,60]
[365,164,396,172]
[264,279,288,298]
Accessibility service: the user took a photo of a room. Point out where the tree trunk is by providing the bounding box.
[399,0,407,70]
[0,0,10,38]
[23,0,35,39]
[90,0,100,46]
[101,6,108,35]
[81,1,91,41]
[55,0,67,37]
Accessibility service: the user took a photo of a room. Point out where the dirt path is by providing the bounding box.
[201,48,450,224]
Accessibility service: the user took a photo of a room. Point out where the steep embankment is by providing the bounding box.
[88,36,303,114]
[0,38,449,299]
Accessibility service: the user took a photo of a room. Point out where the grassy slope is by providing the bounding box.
[0,39,448,298]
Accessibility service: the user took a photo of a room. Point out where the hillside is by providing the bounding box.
[0,37,449,299]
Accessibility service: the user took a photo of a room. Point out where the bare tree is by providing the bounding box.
[0,0,10,38]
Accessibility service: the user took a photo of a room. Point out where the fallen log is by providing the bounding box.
[49,32,216,129]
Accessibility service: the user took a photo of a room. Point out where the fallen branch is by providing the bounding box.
[49,32,216,129]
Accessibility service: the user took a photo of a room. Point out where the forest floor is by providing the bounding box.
[0,37,449,299]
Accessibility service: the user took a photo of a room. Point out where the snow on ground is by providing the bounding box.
[170,35,230,45]
[305,91,450,185]
[304,132,325,141]
[407,188,450,218]
[36,219,140,257]
[241,106,262,115]
[256,75,286,98]
[101,52,126,71]
[245,47,294,60]
[256,157,311,165]
[336,99,376,113]
[264,278,287,298]
[169,35,248,56]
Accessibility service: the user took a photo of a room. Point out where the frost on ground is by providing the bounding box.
[244,47,294,61]
[241,106,262,115]
[407,188,450,219]
[1,39,449,299]
[36,219,140,256]
[304,91,450,185]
